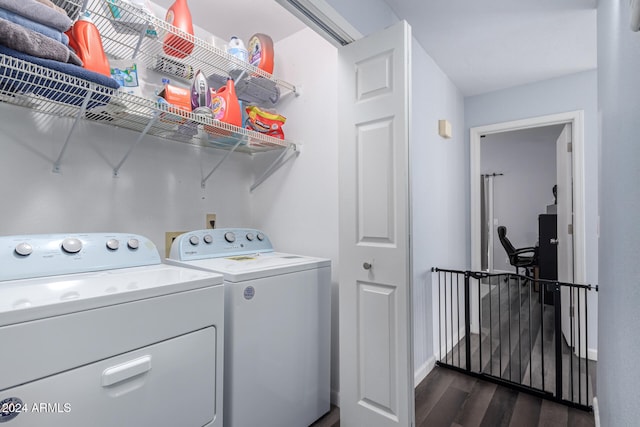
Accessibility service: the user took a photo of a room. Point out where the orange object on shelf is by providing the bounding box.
[248,33,274,74]
[245,105,286,139]
[163,0,194,58]
[158,83,192,124]
[210,79,241,127]
[67,12,111,77]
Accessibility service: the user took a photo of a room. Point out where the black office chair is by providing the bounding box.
[497,226,538,277]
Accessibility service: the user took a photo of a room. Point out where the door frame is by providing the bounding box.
[470,111,586,285]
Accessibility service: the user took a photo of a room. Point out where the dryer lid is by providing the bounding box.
[0,263,223,326]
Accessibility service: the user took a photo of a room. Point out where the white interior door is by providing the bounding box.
[556,124,575,345]
[338,20,414,427]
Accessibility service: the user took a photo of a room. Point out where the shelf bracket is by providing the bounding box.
[113,112,160,177]
[131,25,147,60]
[250,144,300,192]
[201,138,244,188]
[53,84,94,173]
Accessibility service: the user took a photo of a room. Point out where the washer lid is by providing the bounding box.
[167,252,331,282]
[0,264,223,326]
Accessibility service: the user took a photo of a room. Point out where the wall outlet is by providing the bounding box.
[206,214,216,229]
[165,231,187,258]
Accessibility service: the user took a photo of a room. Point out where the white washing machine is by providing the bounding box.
[0,233,225,427]
[167,228,331,427]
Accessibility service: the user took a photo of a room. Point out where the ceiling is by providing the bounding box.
[385,0,598,96]
[153,0,597,97]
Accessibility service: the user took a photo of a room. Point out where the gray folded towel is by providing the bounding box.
[34,0,67,16]
[0,17,81,65]
[0,0,72,32]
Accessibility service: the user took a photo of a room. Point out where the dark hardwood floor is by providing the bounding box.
[311,366,594,427]
[311,277,597,426]
[310,405,340,427]
[439,276,596,407]
[414,366,594,427]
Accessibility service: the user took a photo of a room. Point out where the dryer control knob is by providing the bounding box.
[256,232,265,241]
[189,235,200,246]
[15,242,33,256]
[203,234,213,244]
[246,233,255,241]
[224,232,236,243]
[61,238,82,254]
[106,239,120,251]
[127,239,139,250]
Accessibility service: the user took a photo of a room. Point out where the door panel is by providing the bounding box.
[358,282,397,418]
[356,51,393,100]
[357,119,395,244]
[338,20,413,427]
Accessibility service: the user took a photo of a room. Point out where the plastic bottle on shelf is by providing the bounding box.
[68,11,111,77]
[210,78,241,127]
[248,33,274,74]
[162,0,194,59]
[227,36,248,78]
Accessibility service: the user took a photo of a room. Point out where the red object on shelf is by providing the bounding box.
[210,79,241,127]
[67,12,111,77]
[162,0,195,58]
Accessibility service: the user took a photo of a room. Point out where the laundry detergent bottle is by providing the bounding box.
[210,79,241,127]
[163,0,194,58]
[248,33,274,74]
[69,11,111,77]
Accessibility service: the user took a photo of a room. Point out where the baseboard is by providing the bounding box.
[588,348,598,361]
[593,397,600,427]
[414,356,436,387]
[331,389,340,407]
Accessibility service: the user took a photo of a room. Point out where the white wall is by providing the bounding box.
[465,70,599,358]
[596,1,640,425]
[411,38,466,382]
[481,126,560,272]
[250,27,340,403]
[0,103,253,253]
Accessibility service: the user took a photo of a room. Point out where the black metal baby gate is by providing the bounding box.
[431,268,598,411]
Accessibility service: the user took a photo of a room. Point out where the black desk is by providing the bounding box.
[538,214,557,305]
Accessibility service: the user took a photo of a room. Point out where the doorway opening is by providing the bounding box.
[479,125,565,276]
[470,111,586,289]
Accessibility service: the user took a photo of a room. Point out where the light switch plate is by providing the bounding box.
[438,119,452,139]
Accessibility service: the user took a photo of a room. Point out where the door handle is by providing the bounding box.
[550,238,558,245]
[102,355,152,387]
[363,262,372,270]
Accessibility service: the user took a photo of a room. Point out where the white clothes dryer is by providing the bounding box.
[0,233,224,427]
[167,228,331,427]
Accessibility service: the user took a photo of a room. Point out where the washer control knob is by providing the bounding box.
[246,233,255,241]
[106,239,119,251]
[61,238,82,254]
[127,239,139,250]
[15,242,33,256]
[189,235,200,246]
[203,234,213,244]
[256,232,265,241]
[224,232,236,243]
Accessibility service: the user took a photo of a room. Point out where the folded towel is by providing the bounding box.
[0,0,72,32]
[0,17,80,65]
[0,44,119,109]
[0,7,68,45]
[34,0,67,16]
